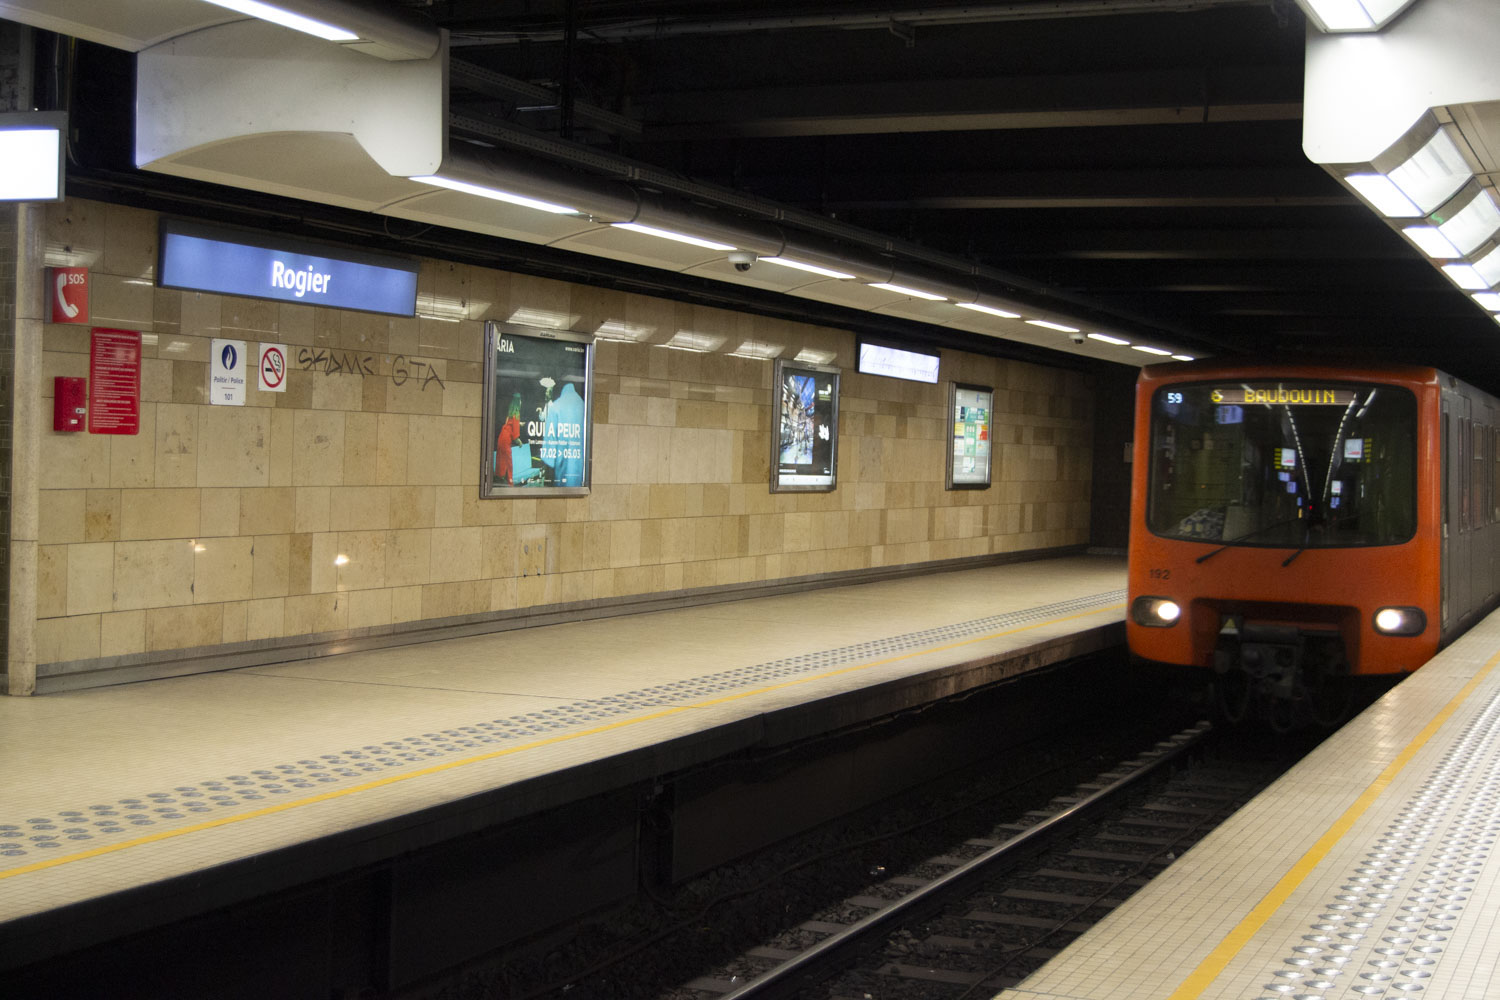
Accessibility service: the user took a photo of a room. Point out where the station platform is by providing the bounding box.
[999,601,1500,1000]
[0,552,1126,981]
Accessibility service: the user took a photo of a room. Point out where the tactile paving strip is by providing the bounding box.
[0,588,1123,862]
[1254,689,1500,998]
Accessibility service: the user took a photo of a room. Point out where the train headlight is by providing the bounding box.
[1373,606,1426,636]
[1132,596,1182,627]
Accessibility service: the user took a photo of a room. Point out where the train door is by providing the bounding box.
[1445,392,1472,635]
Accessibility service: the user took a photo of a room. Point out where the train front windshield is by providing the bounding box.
[1148,381,1417,548]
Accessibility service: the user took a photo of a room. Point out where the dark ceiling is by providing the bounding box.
[405,0,1500,388]
[55,0,1500,392]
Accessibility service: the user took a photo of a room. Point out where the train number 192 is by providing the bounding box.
[1148,568,1171,580]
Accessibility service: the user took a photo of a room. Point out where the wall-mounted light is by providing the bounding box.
[199,0,440,59]
[611,223,735,251]
[761,257,856,280]
[956,302,1021,319]
[868,282,947,301]
[412,175,578,215]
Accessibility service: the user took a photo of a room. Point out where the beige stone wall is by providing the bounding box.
[32,199,1094,668]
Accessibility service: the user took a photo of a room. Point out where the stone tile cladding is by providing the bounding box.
[34,199,1094,665]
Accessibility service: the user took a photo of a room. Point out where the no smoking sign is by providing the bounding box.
[258,343,288,393]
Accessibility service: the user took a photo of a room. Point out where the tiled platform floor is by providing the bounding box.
[999,602,1500,1000]
[0,554,1126,952]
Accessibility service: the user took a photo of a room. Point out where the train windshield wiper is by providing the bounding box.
[1195,516,1305,564]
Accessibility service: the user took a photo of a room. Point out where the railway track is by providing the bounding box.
[662,721,1302,1000]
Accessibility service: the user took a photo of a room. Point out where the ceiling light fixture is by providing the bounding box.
[611,222,735,251]
[1436,186,1500,257]
[956,302,1022,319]
[200,0,359,41]
[1403,225,1462,259]
[1172,355,1196,362]
[1472,292,1500,312]
[1087,333,1130,346]
[1344,174,1423,218]
[760,257,856,280]
[1132,345,1173,356]
[1293,0,1418,34]
[1025,319,1079,333]
[1442,264,1492,291]
[412,175,578,214]
[868,282,947,301]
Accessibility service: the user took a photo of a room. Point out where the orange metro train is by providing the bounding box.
[1127,360,1500,725]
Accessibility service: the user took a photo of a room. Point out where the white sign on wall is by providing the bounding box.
[258,342,288,393]
[210,338,247,405]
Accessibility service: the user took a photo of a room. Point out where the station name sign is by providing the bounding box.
[157,218,419,317]
[1209,386,1356,407]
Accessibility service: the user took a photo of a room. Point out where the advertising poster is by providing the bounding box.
[947,382,994,489]
[481,323,593,497]
[771,359,840,492]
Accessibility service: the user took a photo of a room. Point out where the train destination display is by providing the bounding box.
[947,382,993,489]
[481,323,594,497]
[771,359,840,492]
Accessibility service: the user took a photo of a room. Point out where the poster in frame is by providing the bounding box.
[770,358,840,493]
[946,381,994,490]
[481,322,594,498]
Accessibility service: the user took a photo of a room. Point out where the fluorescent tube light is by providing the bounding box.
[0,124,62,201]
[1172,355,1196,362]
[760,257,856,280]
[1344,173,1423,218]
[1403,225,1462,259]
[1087,333,1130,346]
[1132,345,1173,356]
[1472,292,1500,312]
[1439,190,1500,256]
[412,175,577,214]
[868,282,947,301]
[200,0,360,41]
[956,302,1022,319]
[611,223,735,251]
[1388,130,1471,214]
[1025,319,1079,333]
[1442,264,1491,290]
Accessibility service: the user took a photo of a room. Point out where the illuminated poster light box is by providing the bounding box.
[857,339,940,383]
[481,322,595,498]
[0,112,66,202]
[771,358,841,493]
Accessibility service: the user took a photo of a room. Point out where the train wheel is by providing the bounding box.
[1214,670,1252,725]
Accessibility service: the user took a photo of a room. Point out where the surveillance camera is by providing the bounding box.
[1069,333,1085,345]
[727,250,757,272]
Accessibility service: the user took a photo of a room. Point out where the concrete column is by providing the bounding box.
[6,202,40,694]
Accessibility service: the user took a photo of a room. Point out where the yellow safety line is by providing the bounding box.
[1164,645,1500,1000]
[0,601,1123,883]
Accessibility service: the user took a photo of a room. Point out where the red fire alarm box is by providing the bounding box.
[47,267,90,325]
[54,376,86,431]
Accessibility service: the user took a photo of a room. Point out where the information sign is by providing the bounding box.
[258,343,288,392]
[87,328,141,435]
[210,338,248,406]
